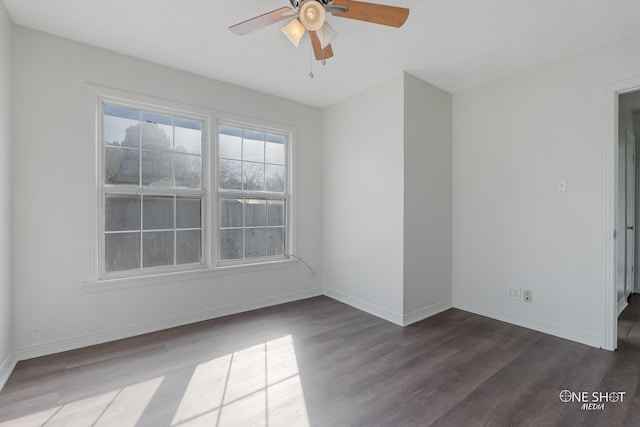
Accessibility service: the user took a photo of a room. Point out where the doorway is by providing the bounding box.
[617,92,639,316]
[607,82,640,351]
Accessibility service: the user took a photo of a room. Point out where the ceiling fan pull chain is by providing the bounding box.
[309,44,314,78]
[322,43,326,66]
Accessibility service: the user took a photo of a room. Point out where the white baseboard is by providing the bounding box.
[0,350,17,391]
[454,300,602,349]
[618,297,629,316]
[16,288,322,361]
[324,289,404,326]
[403,300,452,326]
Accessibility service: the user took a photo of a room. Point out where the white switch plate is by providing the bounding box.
[507,288,520,300]
[557,179,567,192]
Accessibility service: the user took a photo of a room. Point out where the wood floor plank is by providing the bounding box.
[1,295,640,426]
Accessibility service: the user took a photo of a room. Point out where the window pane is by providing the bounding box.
[265,164,285,193]
[177,198,201,229]
[216,124,288,265]
[143,231,174,268]
[267,200,285,226]
[265,134,286,165]
[177,230,201,264]
[141,112,173,150]
[221,198,243,227]
[243,162,264,191]
[245,228,266,258]
[219,125,242,160]
[105,195,140,231]
[142,150,173,187]
[143,196,174,230]
[175,153,202,188]
[245,199,267,226]
[104,105,140,148]
[105,232,140,272]
[243,129,265,162]
[220,229,243,260]
[103,104,208,276]
[105,147,139,185]
[267,227,285,256]
[219,159,242,190]
[175,117,202,155]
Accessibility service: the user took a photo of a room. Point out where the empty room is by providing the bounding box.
[1,0,640,425]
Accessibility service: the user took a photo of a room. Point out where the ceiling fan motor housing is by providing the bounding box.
[289,0,332,8]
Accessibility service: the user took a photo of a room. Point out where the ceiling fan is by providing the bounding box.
[229,0,410,62]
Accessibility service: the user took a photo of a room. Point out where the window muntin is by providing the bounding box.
[218,124,288,263]
[102,103,205,275]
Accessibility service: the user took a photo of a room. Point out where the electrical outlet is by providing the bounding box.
[507,288,520,300]
[347,274,355,288]
[523,289,533,303]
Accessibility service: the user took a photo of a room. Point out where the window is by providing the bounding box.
[92,86,295,282]
[218,124,288,263]
[101,103,205,276]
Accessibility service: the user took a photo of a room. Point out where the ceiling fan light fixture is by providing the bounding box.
[299,0,326,31]
[281,18,306,47]
[317,22,338,49]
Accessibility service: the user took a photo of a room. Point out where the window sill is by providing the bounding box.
[83,258,298,293]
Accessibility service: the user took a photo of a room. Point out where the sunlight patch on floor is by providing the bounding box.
[171,354,233,424]
[94,377,164,426]
[0,335,310,426]
[172,335,310,427]
[0,377,163,427]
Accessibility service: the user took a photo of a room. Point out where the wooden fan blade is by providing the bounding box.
[309,31,334,61]
[331,0,409,28]
[229,7,293,35]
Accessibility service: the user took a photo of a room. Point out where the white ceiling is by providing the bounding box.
[4,0,640,107]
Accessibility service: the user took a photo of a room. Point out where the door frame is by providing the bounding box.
[605,76,640,351]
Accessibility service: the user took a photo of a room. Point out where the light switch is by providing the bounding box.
[557,179,567,192]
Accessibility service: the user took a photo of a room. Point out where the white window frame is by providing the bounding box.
[97,96,209,280]
[85,85,297,289]
[215,119,294,267]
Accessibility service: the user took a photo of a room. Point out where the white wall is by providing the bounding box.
[453,34,640,348]
[323,74,405,323]
[323,73,453,325]
[12,26,323,358]
[403,73,452,320]
[0,0,15,388]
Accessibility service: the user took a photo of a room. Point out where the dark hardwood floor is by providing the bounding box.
[1,295,639,426]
